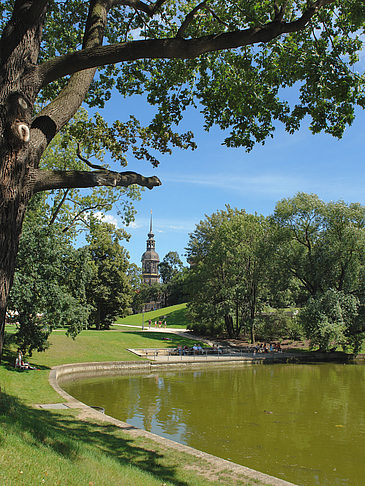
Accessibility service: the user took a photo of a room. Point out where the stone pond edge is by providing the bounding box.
[49,358,301,486]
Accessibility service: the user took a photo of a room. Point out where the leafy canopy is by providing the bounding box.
[3,1,365,159]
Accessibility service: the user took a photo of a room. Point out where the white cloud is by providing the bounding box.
[126,220,143,229]
[94,212,119,227]
[164,173,301,196]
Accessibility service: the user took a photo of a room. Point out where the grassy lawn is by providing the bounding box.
[1,327,203,404]
[1,325,263,485]
[116,303,189,329]
[31,328,199,367]
[1,392,256,486]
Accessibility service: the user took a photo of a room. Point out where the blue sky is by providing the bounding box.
[96,80,365,268]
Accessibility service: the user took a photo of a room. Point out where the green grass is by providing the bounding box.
[116,303,189,328]
[1,393,255,486]
[31,328,199,367]
[1,328,203,404]
[0,326,261,486]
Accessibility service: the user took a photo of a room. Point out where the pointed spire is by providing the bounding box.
[150,209,153,234]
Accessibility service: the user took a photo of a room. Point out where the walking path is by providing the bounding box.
[114,323,187,332]
[114,323,214,344]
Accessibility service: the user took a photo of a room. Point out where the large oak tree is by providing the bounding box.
[0,0,364,359]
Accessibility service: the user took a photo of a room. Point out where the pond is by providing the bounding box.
[63,362,365,486]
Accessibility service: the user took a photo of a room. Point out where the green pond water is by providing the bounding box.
[63,362,365,486]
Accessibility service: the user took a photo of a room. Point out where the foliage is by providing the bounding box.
[159,251,184,284]
[272,193,365,297]
[255,310,300,342]
[40,109,142,237]
[85,219,133,329]
[186,207,270,339]
[185,194,365,350]
[8,200,93,355]
[299,289,362,352]
[163,266,191,306]
[272,193,365,351]
[158,251,189,306]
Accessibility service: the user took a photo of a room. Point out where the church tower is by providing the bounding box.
[141,211,160,285]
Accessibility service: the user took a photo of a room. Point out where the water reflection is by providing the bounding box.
[63,363,365,486]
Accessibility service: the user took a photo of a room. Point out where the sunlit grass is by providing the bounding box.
[30,328,198,367]
[116,303,189,328]
[1,393,246,486]
[1,327,203,404]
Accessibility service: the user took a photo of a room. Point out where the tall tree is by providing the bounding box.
[186,207,269,339]
[85,219,132,329]
[159,251,184,284]
[8,196,93,355]
[272,193,365,350]
[159,250,187,305]
[1,1,365,359]
[272,193,365,297]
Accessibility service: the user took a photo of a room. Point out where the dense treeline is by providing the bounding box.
[186,193,365,352]
[7,191,365,355]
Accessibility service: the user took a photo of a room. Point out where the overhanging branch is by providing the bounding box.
[176,1,208,38]
[39,0,336,86]
[112,0,167,16]
[32,169,161,193]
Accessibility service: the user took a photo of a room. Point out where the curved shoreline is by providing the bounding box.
[49,359,297,486]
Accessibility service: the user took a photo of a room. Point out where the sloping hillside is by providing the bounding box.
[116,303,189,329]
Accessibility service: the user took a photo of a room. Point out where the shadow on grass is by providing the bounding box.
[0,390,189,486]
[1,349,50,371]
[122,331,201,347]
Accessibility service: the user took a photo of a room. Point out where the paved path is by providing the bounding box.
[114,323,188,332]
[114,323,214,344]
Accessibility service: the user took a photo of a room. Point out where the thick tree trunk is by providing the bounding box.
[224,314,234,338]
[0,1,48,361]
[0,149,31,361]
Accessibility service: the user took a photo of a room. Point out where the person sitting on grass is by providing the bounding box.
[15,349,38,370]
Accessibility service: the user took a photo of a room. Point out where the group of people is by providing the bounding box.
[253,342,282,354]
[176,344,204,355]
[148,319,167,329]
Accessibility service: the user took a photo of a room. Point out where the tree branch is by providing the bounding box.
[49,188,70,225]
[76,143,106,170]
[30,0,110,158]
[112,0,167,16]
[0,0,49,62]
[39,0,336,86]
[273,0,288,22]
[32,169,162,193]
[206,8,230,30]
[176,1,209,38]
[62,203,106,233]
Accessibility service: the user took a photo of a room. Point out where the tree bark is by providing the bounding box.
[0,0,49,361]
